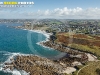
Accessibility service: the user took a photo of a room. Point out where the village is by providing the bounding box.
[8,19,100,35]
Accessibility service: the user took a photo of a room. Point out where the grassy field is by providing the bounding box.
[55,33,100,75]
[56,33,100,58]
[68,43,100,58]
[49,21,63,25]
[33,25,49,31]
[78,61,100,75]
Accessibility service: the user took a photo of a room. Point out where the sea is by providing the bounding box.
[0,23,66,75]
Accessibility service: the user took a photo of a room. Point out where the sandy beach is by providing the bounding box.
[28,29,52,39]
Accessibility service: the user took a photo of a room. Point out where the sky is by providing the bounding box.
[0,0,100,19]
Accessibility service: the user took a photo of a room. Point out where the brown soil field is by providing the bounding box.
[57,33,100,47]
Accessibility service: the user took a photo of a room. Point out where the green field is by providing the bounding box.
[78,61,100,75]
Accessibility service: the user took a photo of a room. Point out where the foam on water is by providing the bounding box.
[0,51,30,75]
[36,42,54,50]
[4,53,20,63]
[0,65,2,70]
[29,30,51,38]
[23,29,53,51]
[23,29,51,40]
[3,69,29,75]
[19,70,30,75]
[0,51,11,55]
[4,52,33,63]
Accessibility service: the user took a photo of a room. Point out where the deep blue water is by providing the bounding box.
[0,23,66,75]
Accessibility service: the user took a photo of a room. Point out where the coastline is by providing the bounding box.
[1,28,78,75]
[21,28,98,73]
[2,26,98,75]
[3,55,77,75]
[33,29,98,61]
[21,28,98,68]
[14,27,99,61]
[24,29,55,49]
[24,29,52,40]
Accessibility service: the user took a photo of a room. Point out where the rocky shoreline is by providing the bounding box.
[41,41,88,61]
[3,55,77,75]
[4,26,97,75]
[3,50,89,75]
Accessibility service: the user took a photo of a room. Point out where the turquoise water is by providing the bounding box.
[0,24,66,75]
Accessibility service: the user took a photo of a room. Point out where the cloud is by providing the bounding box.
[0,7,100,19]
[25,7,100,19]
[52,7,83,17]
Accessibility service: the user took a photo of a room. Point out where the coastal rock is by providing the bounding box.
[4,55,73,75]
[42,41,88,62]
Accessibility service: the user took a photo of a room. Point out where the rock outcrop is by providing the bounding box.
[3,55,72,75]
